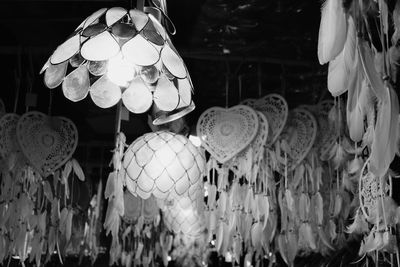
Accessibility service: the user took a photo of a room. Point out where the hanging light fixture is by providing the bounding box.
[41,3,195,125]
[122,130,206,199]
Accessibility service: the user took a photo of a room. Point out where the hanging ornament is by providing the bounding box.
[228,110,269,182]
[277,108,317,173]
[314,100,338,160]
[196,105,259,164]
[241,94,288,146]
[123,131,205,199]
[41,6,195,125]
[16,111,78,177]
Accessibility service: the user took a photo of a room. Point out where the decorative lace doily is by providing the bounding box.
[278,108,317,172]
[254,94,288,146]
[316,100,338,159]
[0,113,21,159]
[16,111,78,177]
[228,111,269,178]
[196,105,259,164]
[359,158,392,221]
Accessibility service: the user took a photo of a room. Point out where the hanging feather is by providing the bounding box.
[328,219,337,241]
[65,208,73,242]
[345,209,369,234]
[346,52,365,142]
[71,158,85,181]
[317,0,348,64]
[318,226,335,250]
[298,223,317,251]
[358,41,386,101]
[333,193,343,217]
[277,234,289,266]
[362,104,376,147]
[216,222,224,252]
[285,188,295,213]
[359,229,380,255]
[262,195,270,229]
[217,190,227,217]
[382,196,399,225]
[59,207,68,235]
[392,0,400,45]
[287,230,298,264]
[313,192,324,225]
[370,86,400,178]
[379,0,389,38]
[382,231,397,253]
[389,45,400,83]
[244,187,253,213]
[299,193,310,221]
[348,156,363,175]
[207,183,217,209]
[332,142,349,169]
[292,164,305,189]
[327,16,357,96]
[251,222,263,248]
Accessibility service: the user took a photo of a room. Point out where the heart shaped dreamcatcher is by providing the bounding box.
[16,111,79,177]
[196,105,259,164]
[278,108,317,173]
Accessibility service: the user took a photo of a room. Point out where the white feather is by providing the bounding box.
[317,0,347,64]
[358,41,386,101]
[327,16,356,96]
[370,87,399,178]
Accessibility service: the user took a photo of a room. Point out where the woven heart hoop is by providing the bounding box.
[315,100,338,159]
[196,105,259,164]
[228,111,269,180]
[241,94,288,146]
[278,108,317,173]
[16,111,78,177]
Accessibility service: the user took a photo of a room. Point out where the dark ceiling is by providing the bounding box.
[0,0,325,144]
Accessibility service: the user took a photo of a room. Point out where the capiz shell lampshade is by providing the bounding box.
[41,6,195,124]
[123,131,206,199]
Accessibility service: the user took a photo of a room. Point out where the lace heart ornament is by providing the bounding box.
[17,111,78,177]
[197,105,259,164]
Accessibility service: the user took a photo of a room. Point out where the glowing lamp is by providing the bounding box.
[123,131,205,199]
[41,5,195,124]
[107,52,137,87]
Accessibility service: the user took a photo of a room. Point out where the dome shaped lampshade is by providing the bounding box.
[123,131,206,199]
[41,7,195,124]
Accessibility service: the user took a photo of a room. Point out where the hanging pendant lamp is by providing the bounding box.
[123,130,206,199]
[41,3,195,125]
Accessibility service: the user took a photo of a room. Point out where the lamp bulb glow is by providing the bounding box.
[107,53,137,87]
